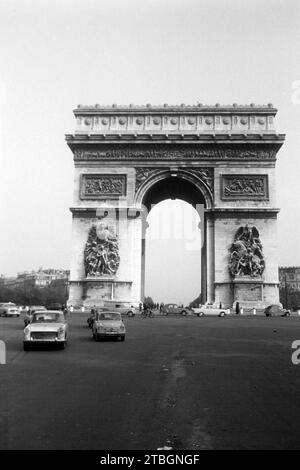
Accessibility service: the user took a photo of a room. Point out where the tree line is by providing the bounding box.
[0,279,68,307]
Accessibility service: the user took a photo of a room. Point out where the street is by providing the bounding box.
[1,312,300,450]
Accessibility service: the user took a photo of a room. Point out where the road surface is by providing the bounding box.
[1,312,300,450]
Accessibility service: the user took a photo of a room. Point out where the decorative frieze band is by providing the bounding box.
[80,174,127,199]
[74,145,277,161]
[221,174,269,200]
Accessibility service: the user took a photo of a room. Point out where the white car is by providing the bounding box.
[23,310,68,350]
[0,303,20,317]
[92,311,126,341]
[192,305,230,317]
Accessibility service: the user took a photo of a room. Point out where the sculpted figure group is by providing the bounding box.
[229,225,265,278]
[84,223,120,277]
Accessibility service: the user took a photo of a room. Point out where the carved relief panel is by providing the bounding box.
[221,174,268,200]
[80,174,127,199]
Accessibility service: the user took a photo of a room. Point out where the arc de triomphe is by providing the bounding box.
[66,104,284,309]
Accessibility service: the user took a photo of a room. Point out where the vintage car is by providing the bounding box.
[103,301,136,317]
[0,303,19,317]
[192,304,229,317]
[264,304,290,317]
[163,303,192,316]
[23,310,68,350]
[24,305,47,326]
[92,311,126,341]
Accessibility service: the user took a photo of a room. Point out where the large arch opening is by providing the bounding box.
[144,199,202,306]
[140,174,212,306]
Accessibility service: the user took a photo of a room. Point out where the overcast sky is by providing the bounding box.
[0,0,299,304]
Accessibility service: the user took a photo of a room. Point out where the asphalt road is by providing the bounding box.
[1,312,300,450]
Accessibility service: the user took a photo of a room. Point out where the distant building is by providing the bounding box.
[279,267,300,291]
[2,269,70,289]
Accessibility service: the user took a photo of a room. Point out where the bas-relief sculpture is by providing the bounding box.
[81,174,127,199]
[84,223,120,277]
[229,225,265,278]
[74,146,277,161]
[222,175,268,200]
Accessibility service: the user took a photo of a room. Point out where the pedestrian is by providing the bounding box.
[139,302,142,312]
[219,302,222,309]
[235,301,240,315]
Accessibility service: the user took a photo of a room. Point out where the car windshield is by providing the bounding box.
[31,313,64,323]
[97,312,121,321]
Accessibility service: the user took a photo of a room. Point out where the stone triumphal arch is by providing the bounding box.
[66,104,284,308]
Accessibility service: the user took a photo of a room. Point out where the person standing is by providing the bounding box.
[235,301,240,315]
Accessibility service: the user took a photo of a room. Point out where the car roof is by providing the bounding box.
[97,311,121,315]
[33,310,63,314]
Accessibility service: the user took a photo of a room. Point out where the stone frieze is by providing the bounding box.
[74,146,277,161]
[80,174,127,199]
[221,174,268,200]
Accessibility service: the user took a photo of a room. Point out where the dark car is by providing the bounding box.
[264,304,290,317]
[163,303,191,316]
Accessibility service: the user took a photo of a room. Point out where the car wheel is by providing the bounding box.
[23,342,30,351]
[95,334,100,342]
[121,336,125,342]
[128,311,134,317]
[59,342,66,350]
[219,311,226,317]
[197,312,205,317]
[181,310,187,316]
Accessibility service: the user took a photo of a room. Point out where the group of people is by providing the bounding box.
[138,302,166,313]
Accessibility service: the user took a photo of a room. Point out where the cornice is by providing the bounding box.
[66,133,285,144]
[74,103,277,114]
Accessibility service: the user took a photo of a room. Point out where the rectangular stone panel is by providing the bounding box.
[80,174,127,199]
[235,283,263,302]
[221,174,269,200]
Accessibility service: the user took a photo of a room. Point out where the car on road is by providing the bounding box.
[0,303,20,317]
[92,311,126,342]
[24,305,47,326]
[103,302,136,317]
[162,303,191,316]
[264,304,290,317]
[192,305,229,317]
[23,310,68,350]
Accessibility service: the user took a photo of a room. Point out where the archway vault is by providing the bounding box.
[134,168,213,210]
